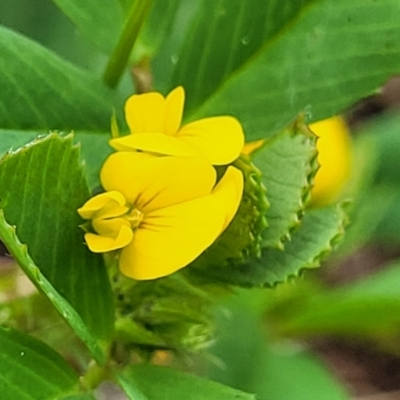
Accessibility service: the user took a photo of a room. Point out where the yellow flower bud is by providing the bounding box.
[309,116,352,206]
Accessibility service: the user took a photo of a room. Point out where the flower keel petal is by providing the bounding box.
[84,225,133,253]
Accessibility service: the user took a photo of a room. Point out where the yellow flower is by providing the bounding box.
[309,116,352,205]
[78,153,243,280]
[109,86,245,166]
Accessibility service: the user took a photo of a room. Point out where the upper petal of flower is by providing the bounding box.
[178,116,245,165]
[211,166,244,231]
[118,195,225,280]
[109,132,197,157]
[125,92,166,133]
[164,86,184,136]
[101,152,217,213]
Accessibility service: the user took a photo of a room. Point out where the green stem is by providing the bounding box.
[103,0,154,89]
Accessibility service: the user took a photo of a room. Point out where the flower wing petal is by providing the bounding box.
[84,225,133,253]
[178,116,245,165]
[119,196,225,280]
[78,191,128,220]
[212,166,244,231]
[125,92,165,133]
[109,132,197,157]
[101,152,217,212]
[165,86,184,136]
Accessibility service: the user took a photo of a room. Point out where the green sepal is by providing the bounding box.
[224,202,349,287]
[187,119,319,287]
[256,119,319,249]
[189,154,269,275]
[112,272,216,354]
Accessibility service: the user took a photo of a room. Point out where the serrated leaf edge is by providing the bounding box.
[0,209,105,364]
[264,201,350,288]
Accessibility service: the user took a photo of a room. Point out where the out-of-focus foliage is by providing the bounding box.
[1,0,400,399]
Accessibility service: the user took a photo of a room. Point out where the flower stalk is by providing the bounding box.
[103,0,154,89]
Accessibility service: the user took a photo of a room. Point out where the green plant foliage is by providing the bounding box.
[2,0,400,398]
[171,0,400,140]
[117,364,255,400]
[0,26,116,131]
[52,0,182,57]
[187,121,317,286]
[0,326,78,400]
[0,134,114,360]
[0,210,105,363]
[139,0,182,55]
[51,0,124,54]
[114,273,215,351]
[269,261,400,345]
[254,122,317,249]
[209,291,350,400]
[360,113,400,186]
[338,113,400,251]
[207,203,347,287]
[170,0,312,113]
[0,130,111,189]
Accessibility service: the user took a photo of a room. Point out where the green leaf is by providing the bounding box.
[0,134,114,362]
[0,211,104,363]
[218,203,347,287]
[60,395,96,400]
[0,326,78,400]
[253,121,317,249]
[209,291,350,400]
[52,0,182,57]
[271,261,400,346]
[172,0,400,140]
[357,112,400,186]
[51,0,124,54]
[0,129,112,189]
[139,0,182,54]
[0,26,117,131]
[117,364,255,400]
[171,0,312,113]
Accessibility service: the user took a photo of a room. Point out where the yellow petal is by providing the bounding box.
[165,86,184,136]
[125,92,166,133]
[309,116,352,205]
[211,166,243,231]
[78,191,128,220]
[101,152,217,212]
[109,132,197,157]
[178,116,245,165]
[118,196,225,280]
[242,139,265,155]
[84,225,133,253]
